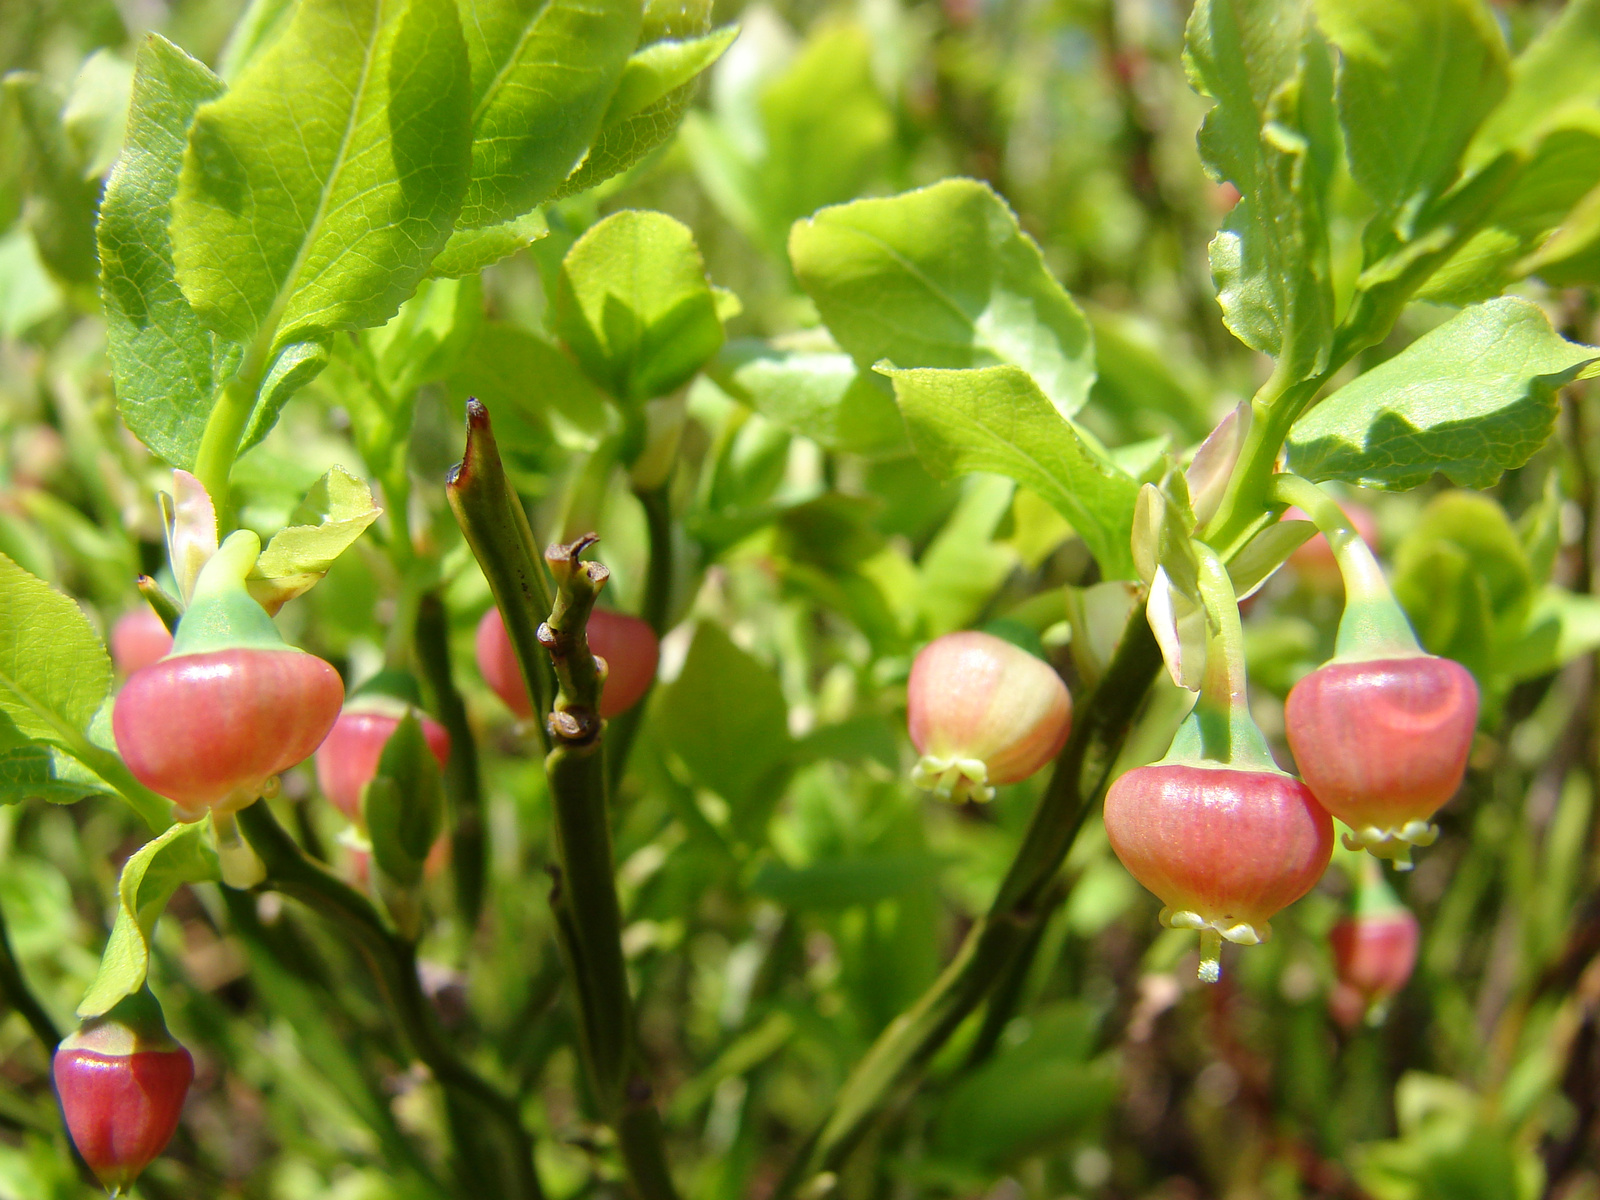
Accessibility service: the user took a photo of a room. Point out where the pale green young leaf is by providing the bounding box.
[61,49,134,179]
[1519,176,1600,288]
[428,208,547,278]
[550,0,713,200]
[98,35,234,470]
[0,553,112,749]
[1186,0,1335,376]
[171,0,471,355]
[750,20,893,245]
[5,72,101,285]
[78,822,219,1018]
[1287,298,1599,490]
[879,365,1140,581]
[1471,0,1600,161]
[605,26,738,123]
[457,0,640,227]
[368,275,484,397]
[1508,586,1600,684]
[553,209,724,404]
[1316,0,1509,229]
[0,223,63,337]
[1419,119,1600,304]
[713,339,907,457]
[247,467,382,614]
[656,621,791,824]
[791,180,1096,417]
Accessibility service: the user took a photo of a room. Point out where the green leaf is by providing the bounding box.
[105,47,228,465]
[713,339,907,457]
[0,553,112,750]
[1505,586,1600,684]
[171,0,472,355]
[1286,298,1599,490]
[1186,0,1335,375]
[457,0,641,227]
[0,743,113,806]
[446,323,615,453]
[367,274,484,397]
[605,25,737,123]
[78,822,219,1018]
[4,72,101,284]
[1419,119,1600,304]
[880,365,1140,581]
[932,1006,1117,1170]
[749,853,945,910]
[550,0,713,200]
[62,48,134,180]
[363,711,443,887]
[428,208,547,278]
[790,179,1096,417]
[1316,0,1509,230]
[1471,0,1600,161]
[246,467,382,614]
[655,622,791,826]
[0,222,63,337]
[553,209,724,404]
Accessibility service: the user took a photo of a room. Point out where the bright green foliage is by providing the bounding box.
[791,179,1096,417]
[364,711,444,887]
[0,740,112,807]
[1317,0,1508,233]
[551,0,715,200]
[97,37,232,468]
[4,72,102,285]
[430,209,548,279]
[655,622,791,836]
[447,323,613,453]
[1471,0,1600,159]
[247,468,381,614]
[713,342,906,457]
[1287,298,1599,490]
[1186,0,1334,377]
[170,0,471,355]
[553,209,724,404]
[457,0,640,228]
[684,19,893,253]
[605,25,738,125]
[77,822,218,1018]
[882,365,1139,581]
[0,553,112,750]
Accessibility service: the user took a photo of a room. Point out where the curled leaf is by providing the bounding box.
[246,468,382,615]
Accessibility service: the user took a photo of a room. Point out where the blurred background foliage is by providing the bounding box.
[1,0,1599,1198]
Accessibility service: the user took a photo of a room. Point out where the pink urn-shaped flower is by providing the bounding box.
[906,631,1072,803]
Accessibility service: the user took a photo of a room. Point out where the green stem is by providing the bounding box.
[776,611,1165,1195]
[446,400,555,756]
[236,802,545,1200]
[0,893,59,1052]
[1269,474,1421,660]
[415,592,487,931]
[1167,543,1279,772]
[540,540,680,1200]
[191,373,260,530]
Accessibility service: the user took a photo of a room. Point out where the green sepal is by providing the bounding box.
[1162,698,1284,775]
[1333,595,1426,663]
[61,987,180,1057]
[169,530,287,656]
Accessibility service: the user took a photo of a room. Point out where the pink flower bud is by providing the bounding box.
[1104,764,1333,981]
[110,609,173,677]
[906,631,1072,803]
[476,606,659,720]
[1285,655,1477,864]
